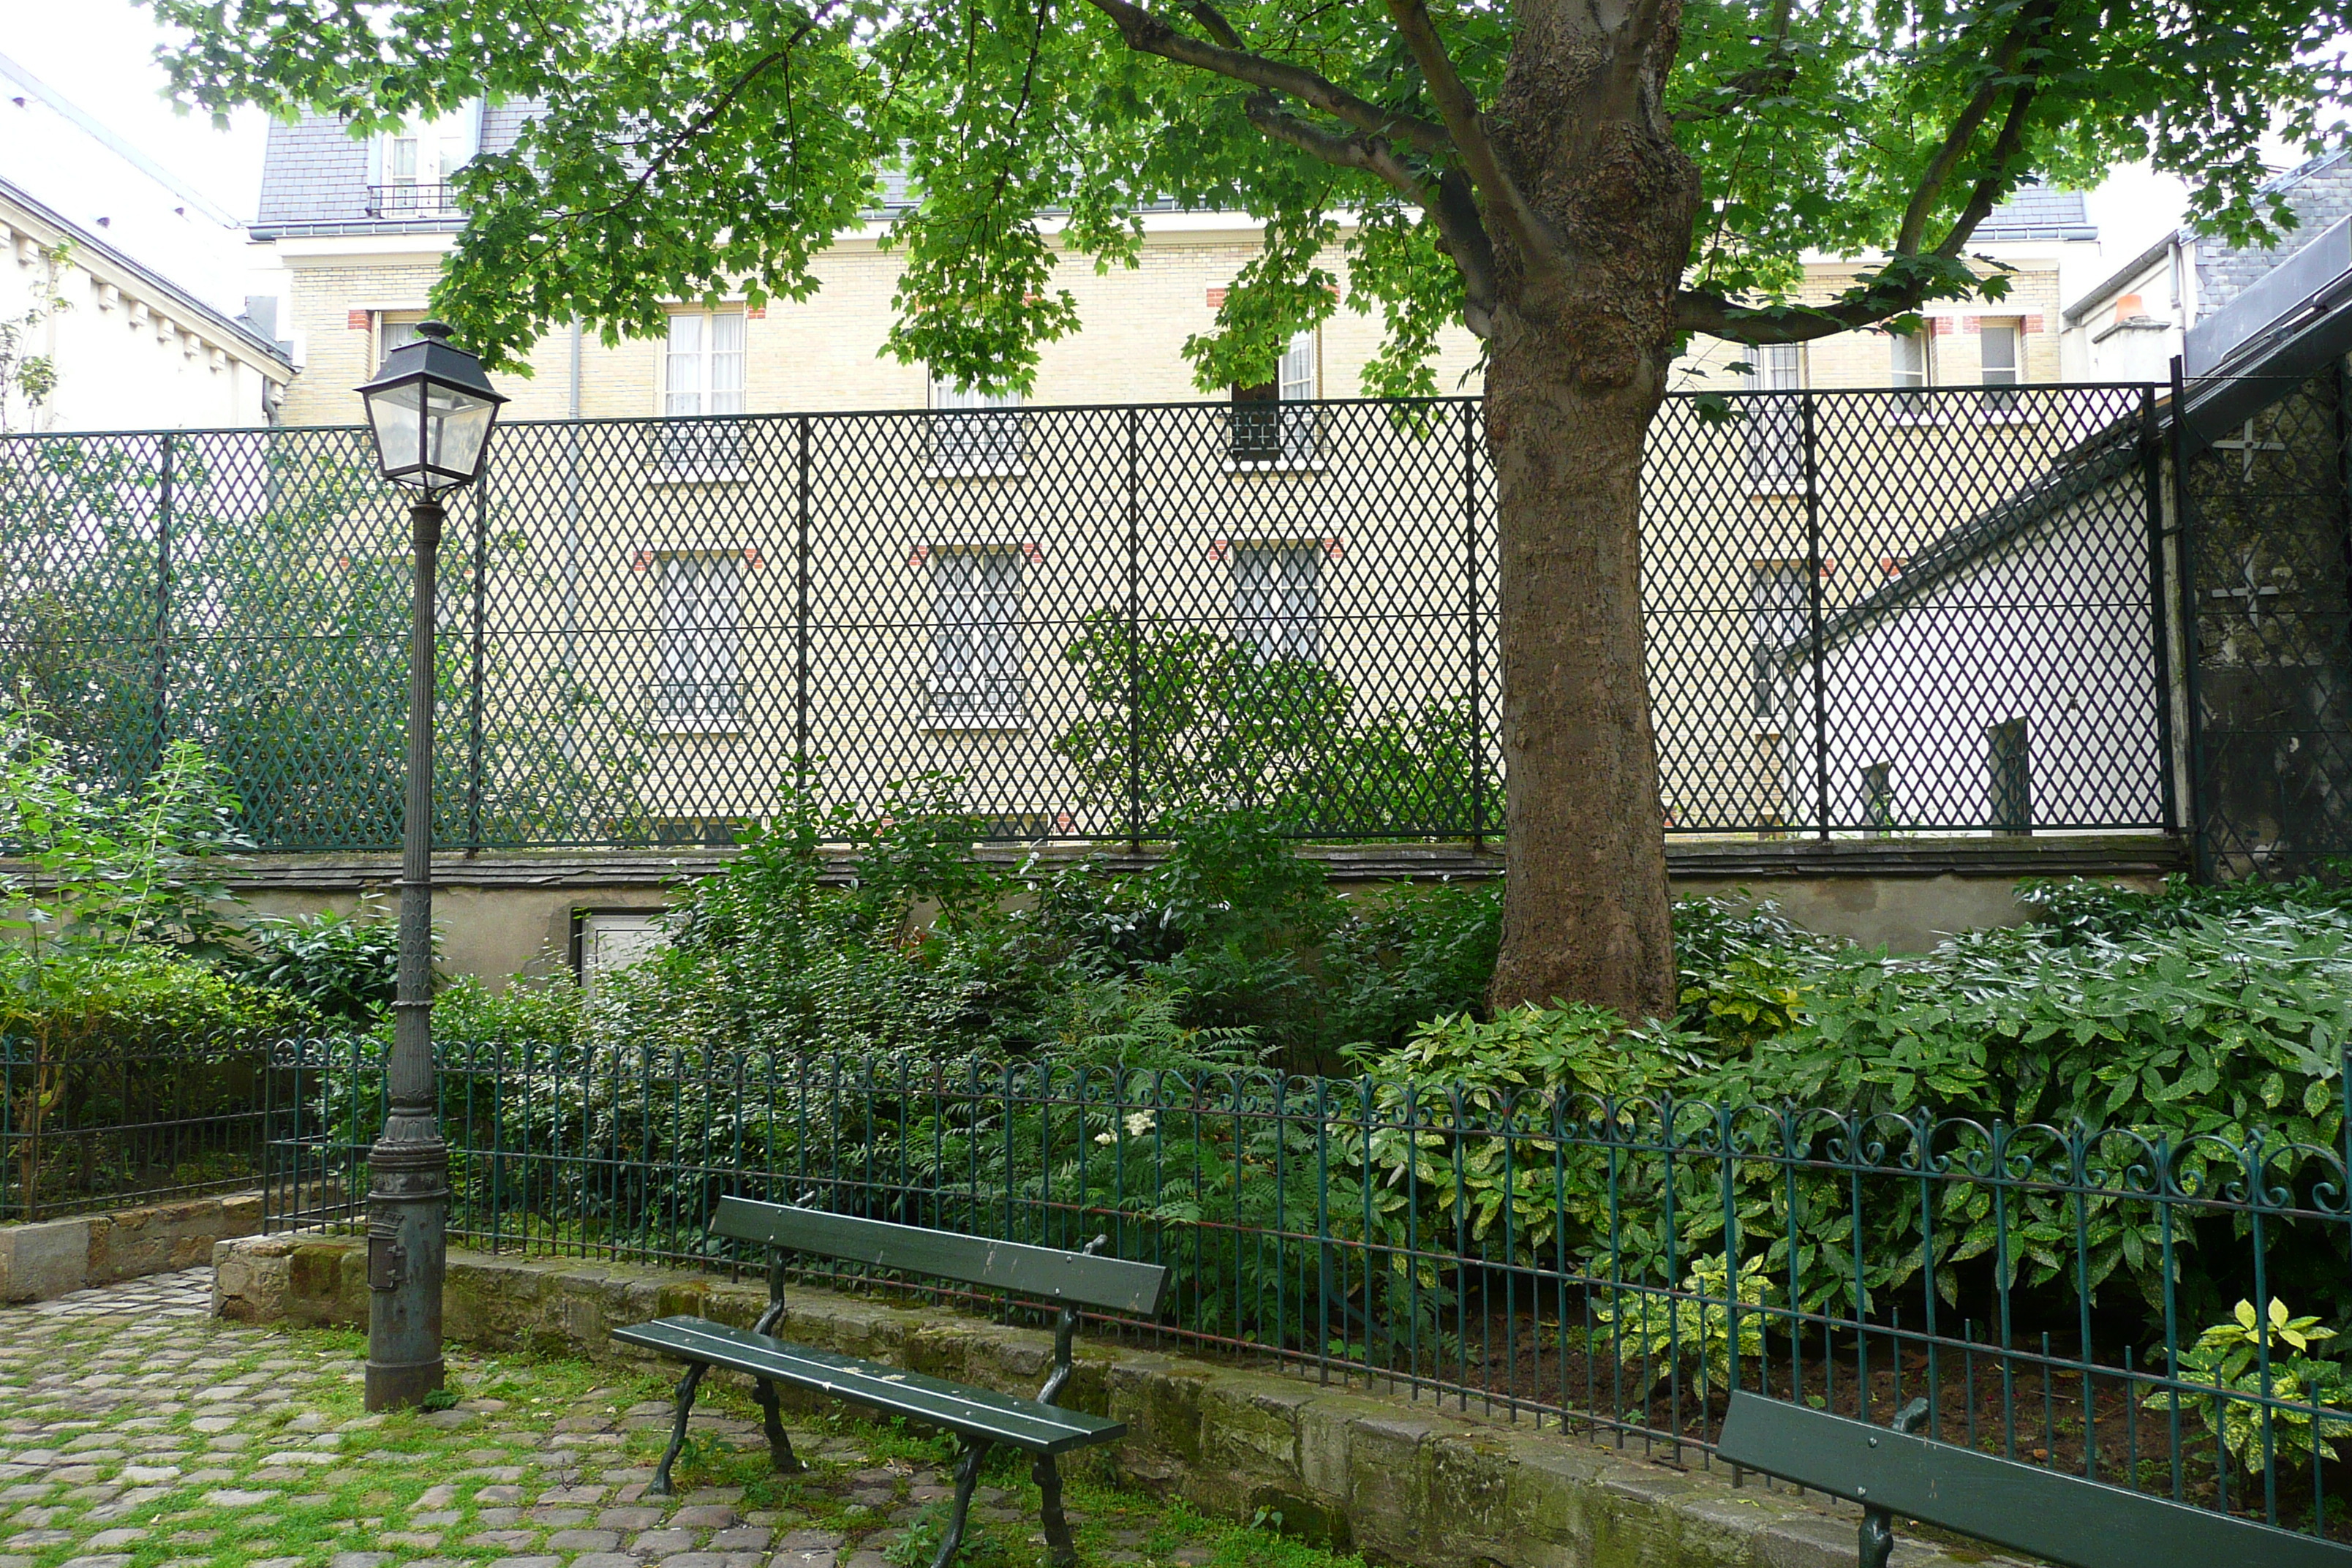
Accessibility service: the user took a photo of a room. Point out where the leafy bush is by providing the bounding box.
[2150,1299,2352,1477]
[227,899,410,1021]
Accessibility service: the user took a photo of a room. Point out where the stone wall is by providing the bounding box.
[0,1189,264,1303]
[215,1234,2009,1568]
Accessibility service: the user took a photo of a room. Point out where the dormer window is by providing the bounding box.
[369,104,483,217]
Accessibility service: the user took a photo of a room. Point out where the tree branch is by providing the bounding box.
[1238,94,1496,336]
[1893,0,2053,255]
[1081,0,1452,157]
[1933,80,2039,257]
[1378,0,1563,271]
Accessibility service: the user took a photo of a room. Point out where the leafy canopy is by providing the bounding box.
[148,0,2348,393]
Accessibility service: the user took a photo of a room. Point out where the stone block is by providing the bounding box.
[0,1217,91,1303]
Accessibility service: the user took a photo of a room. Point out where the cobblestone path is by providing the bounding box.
[0,1270,1236,1568]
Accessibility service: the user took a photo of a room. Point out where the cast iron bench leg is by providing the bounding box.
[1860,1398,1932,1568]
[1034,1454,1077,1568]
[652,1362,709,1497]
[930,1436,992,1568]
[751,1378,804,1474]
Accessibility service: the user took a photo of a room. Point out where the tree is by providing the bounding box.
[148,0,2346,1019]
[0,240,72,434]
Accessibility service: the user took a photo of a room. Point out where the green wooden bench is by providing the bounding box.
[1715,1388,2352,1568]
[614,1195,1171,1568]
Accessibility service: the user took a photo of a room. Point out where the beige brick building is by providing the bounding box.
[244,109,2122,843]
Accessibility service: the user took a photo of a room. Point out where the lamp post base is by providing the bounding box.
[364,1126,449,1411]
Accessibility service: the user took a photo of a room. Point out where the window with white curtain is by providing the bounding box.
[1229,331,1319,462]
[1232,545,1323,662]
[652,553,743,731]
[657,312,747,472]
[1979,319,2022,416]
[929,376,1025,472]
[930,549,1025,723]
[1744,342,1803,494]
[376,314,425,370]
[1891,330,1932,418]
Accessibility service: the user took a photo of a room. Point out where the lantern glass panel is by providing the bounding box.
[426,383,497,480]
[366,380,427,483]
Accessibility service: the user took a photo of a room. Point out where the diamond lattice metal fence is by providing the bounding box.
[0,387,2174,851]
[2180,367,2352,878]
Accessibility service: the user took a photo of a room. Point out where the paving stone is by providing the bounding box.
[546,1528,622,1550]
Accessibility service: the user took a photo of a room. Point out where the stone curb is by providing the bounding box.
[214,1232,2010,1568]
[0,1188,265,1303]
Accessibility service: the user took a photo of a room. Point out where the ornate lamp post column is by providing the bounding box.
[354,320,508,1410]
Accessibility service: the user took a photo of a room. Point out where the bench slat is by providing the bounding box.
[713,1197,1170,1316]
[1716,1390,2352,1568]
[615,1316,1127,1456]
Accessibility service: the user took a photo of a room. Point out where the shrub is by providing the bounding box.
[228,898,409,1021]
[2149,1299,2352,1477]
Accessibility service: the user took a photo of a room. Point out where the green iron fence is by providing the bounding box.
[265,1038,2352,1541]
[0,1041,278,1221]
[0,385,2174,849]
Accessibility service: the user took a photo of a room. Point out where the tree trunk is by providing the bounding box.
[1482,8,1699,1022]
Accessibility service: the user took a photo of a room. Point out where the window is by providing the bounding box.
[652,554,743,731]
[1979,318,2021,416]
[1989,717,2032,833]
[371,108,478,216]
[657,312,747,473]
[1229,331,1318,463]
[1744,342,1803,493]
[377,314,424,369]
[1232,544,1323,662]
[1749,562,1808,721]
[931,549,1025,724]
[1891,329,1931,418]
[930,377,1025,472]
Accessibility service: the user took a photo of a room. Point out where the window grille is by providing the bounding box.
[1229,332,1319,461]
[1749,562,1809,721]
[652,554,744,730]
[1232,544,1323,661]
[930,549,1025,723]
[929,378,1025,472]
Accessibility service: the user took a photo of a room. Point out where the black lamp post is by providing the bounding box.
[355,320,507,1411]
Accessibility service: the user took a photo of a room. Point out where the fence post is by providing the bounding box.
[153,433,173,770]
[1124,407,1142,853]
[796,414,812,794]
[466,465,488,854]
[1801,393,1830,839]
[1462,400,1484,848]
[2168,355,2209,880]
[2139,385,2178,835]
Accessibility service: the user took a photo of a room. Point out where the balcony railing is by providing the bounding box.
[365,183,460,219]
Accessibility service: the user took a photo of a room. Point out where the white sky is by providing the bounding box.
[0,0,2240,325]
[0,0,268,311]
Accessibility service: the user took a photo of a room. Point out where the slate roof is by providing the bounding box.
[1971,184,2096,242]
[2193,149,2352,319]
[255,108,2092,241]
[254,104,541,237]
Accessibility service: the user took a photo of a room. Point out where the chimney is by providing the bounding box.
[2114,293,2149,324]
